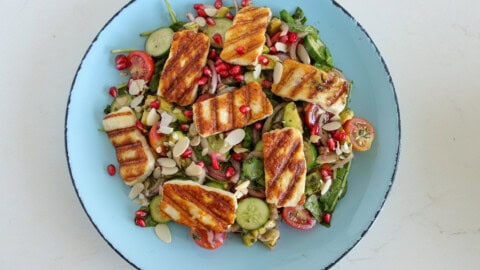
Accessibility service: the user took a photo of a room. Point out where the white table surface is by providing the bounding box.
[1,0,479,269]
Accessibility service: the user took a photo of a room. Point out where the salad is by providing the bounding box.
[102,0,376,250]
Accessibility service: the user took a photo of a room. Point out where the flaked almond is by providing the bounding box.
[185,162,204,177]
[233,145,249,153]
[321,178,332,195]
[201,148,209,156]
[253,64,261,79]
[273,62,283,84]
[172,137,190,158]
[225,129,245,146]
[160,111,174,127]
[157,158,177,168]
[128,183,144,199]
[235,180,250,191]
[275,42,288,53]
[129,79,145,95]
[162,166,179,176]
[190,136,201,147]
[322,121,342,131]
[189,124,198,136]
[130,95,144,108]
[155,224,172,243]
[153,167,162,179]
[297,44,311,65]
[146,109,160,126]
[158,126,174,135]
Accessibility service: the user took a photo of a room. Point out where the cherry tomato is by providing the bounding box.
[282,206,317,230]
[343,117,375,152]
[190,227,226,250]
[127,50,155,81]
[149,122,168,155]
[196,93,215,103]
[304,103,322,129]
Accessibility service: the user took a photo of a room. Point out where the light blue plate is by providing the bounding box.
[65,1,400,269]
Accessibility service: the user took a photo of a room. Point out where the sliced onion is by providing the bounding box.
[207,60,218,94]
[274,42,288,53]
[206,166,229,182]
[233,0,239,12]
[297,43,311,64]
[273,62,283,84]
[265,33,272,47]
[289,40,299,61]
[280,21,289,36]
[297,32,308,38]
[275,52,291,62]
[331,153,354,170]
[245,150,263,160]
[262,103,286,133]
[185,12,195,22]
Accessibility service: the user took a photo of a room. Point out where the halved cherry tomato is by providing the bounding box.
[148,122,168,156]
[343,117,375,152]
[127,50,155,81]
[195,93,215,103]
[304,103,322,129]
[190,227,226,250]
[282,206,317,230]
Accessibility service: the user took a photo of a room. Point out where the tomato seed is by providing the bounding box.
[231,152,243,161]
[183,110,193,118]
[212,33,223,46]
[135,210,148,218]
[239,105,250,114]
[107,164,116,176]
[206,17,216,26]
[225,166,235,178]
[214,0,223,9]
[236,46,246,55]
[258,55,269,65]
[254,122,263,130]
[108,87,117,98]
[149,99,160,109]
[225,12,234,20]
[135,217,146,227]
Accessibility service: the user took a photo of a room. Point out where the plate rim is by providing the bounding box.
[64,1,401,269]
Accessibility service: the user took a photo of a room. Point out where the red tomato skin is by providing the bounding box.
[195,93,215,103]
[148,122,168,155]
[282,207,317,230]
[343,117,375,152]
[190,227,226,250]
[127,50,155,81]
[304,103,322,129]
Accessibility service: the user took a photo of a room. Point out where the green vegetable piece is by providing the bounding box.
[283,102,303,133]
[287,23,319,36]
[145,28,174,57]
[292,7,307,24]
[242,126,254,149]
[164,0,177,24]
[268,17,282,34]
[319,162,351,213]
[279,9,295,24]
[203,18,233,48]
[254,140,264,152]
[205,180,228,190]
[304,35,333,68]
[242,157,264,183]
[110,95,132,112]
[305,171,322,195]
[236,197,270,230]
[241,232,258,246]
[214,6,231,18]
[207,135,225,152]
[304,194,322,222]
[169,21,186,32]
[303,141,318,170]
[149,195,172,223]
[260,229,280,250]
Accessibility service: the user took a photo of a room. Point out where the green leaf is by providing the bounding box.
[304,194,321,222]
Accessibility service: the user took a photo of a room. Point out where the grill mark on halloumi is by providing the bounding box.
[263,127,306,207]
[192,82,273,137]
[220,6,271,66]
[272,59,349,115]
[158,30,210,106]
[103,107,155,185]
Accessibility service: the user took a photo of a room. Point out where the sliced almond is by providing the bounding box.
[253,64,262,79]
[190,136,201,147]
[189,124,198,136]
[157,158,177,168]
[195,16,206,27]
[225,129,245,146]
[275,42,288,53]
[130,95,144,108]
[172,137,190,158]
[158,126,173,135]
[201,148,209,156]
[185,162,204,177]
[233,145,249,153]
[128,79,144,95]
[153,167,162,179]
[235,180,250,191]
[128,183,144,199]
[297,44,311,65]
[155,224,172,243]
[162,166,179,176]
[204,7,218,17]
[322,121,342,131]
[321,178,332,195]
[316,152,338,164]
[273,62,283,84]
[146,109,160,126]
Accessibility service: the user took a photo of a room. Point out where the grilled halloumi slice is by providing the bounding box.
[158,30,210,106]
[263,127,306,207]
[160,180,237,232]
[103,107,155,185]
[192,82,273,137]
[220,6,271,66]
[272,59,350,115]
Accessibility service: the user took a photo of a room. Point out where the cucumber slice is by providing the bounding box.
[145,27,174,57]
[303,140,317,170]
[203,18,233,48]
[304,35,333,67]
[110,95,132,112]
[149,195,171,223]
[236,197,270,230]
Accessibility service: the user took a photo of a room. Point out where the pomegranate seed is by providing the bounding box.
[183,110,193,118]
[211,158,221,170]
[241,0,251,7]
[279,35,288,43]
[219,70,230,78]
[269,46,278,54]
[236,46,246,55]
[333,130,347,141]
[196,161,205,168]
[261,80,272,89]
[203,66,212,77]
[230,65,242,76]
[234,74,244,82]
[180,123,190,132]
[115,54,130,70]
[287,32,298,43]
[181,148,193,158]
[197,76,208,86]
[214,0,223,9]
[321,168,332,178]
[135,217,146,227]
[322,213,331,224]
[116,61,129,70]
[310,125,319,135]
[327,138,336,151]
[225,12,234,20]
[225,166,235,178]
[136,120,146,132]
[215,63,227,72]
[231,152,243,161]
[107,164,116,176]
[209,48,217,59]
[135,210,148,218]
[206,17,216,26]
[258,55,269,65]
[239,105,250,114]
[197,8,207,17]
[212,33,223,46]
[149,99,160,109]
[193,3,204,10]
[108,87,117,98]
[254,122,263,130]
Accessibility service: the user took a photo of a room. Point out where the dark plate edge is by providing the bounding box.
[64,1,140,269]
[63,1,401,270]
[325,1,401,269]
